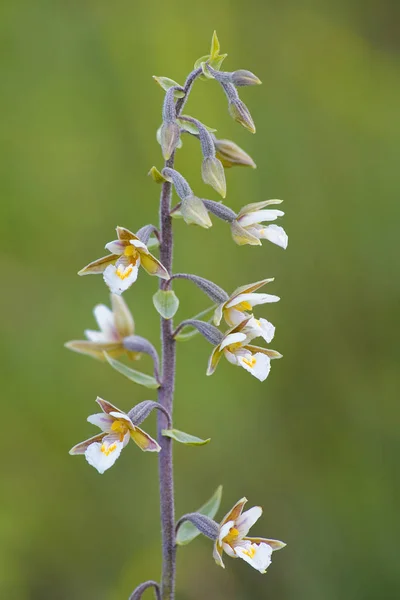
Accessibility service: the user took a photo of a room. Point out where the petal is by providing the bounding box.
[78,254,118,276]
[96,397,125,415]
[207,346,223,376]
[238,199,283,217]
[93,304,116,339]
[221,497,248,526]
[237,352,271,381]
[105,240,126,255]
[65,340,122,361]
[69,433,106,455]
[223,348,239,365]
[259,225,288,249]
[139,251,170,280]
[116,226,137,241]
[130,426,161,452]
[222,542,237,557]
[235,506,263,538]
[213,302,225,327]
[213,541,225,568]
[230,278,275,298]
[111,293,135,338]
[103,263,139,294]
[220,332,247,351]
[84,330,109,342]
[238,209,284,227]
[231,221,261,246]
[85,439,124,474]
[226,292,280,309]
[245,537,286,551]
[86,413,115,432]
[234,542,272,573]
[224,307,248,327]
[130,239,148,251]
[109,411,134,426]
[244,317,275,344]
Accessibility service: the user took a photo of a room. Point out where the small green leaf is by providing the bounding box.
[104,353,160,389]
[177,117,216,135]
[153,76,185,98]
[148,165,168,184]
[176,485,223,546]
[153,290,180,320]
[210,31,220,59]
[162,428,211,446]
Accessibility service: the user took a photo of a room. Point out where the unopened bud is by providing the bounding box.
[160,121,181,160]
[202,156,226,198]
[214,138,256,169]
[181,195,212,229]
[229,99,256,133]
[231,69,261,87]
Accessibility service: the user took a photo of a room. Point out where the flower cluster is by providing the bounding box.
[66,31,286,595]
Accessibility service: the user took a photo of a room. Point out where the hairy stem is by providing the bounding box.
[157,67,202,600]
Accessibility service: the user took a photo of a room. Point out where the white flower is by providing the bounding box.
[207,319,282,382]
[70,397,160,474]
[213,497,286,572]
[213,277,279,328]
[65,294,139,361]
[78,226,169,294]
[231,200,288,249]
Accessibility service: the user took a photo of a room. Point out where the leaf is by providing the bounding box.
[210,30,220,59]
[177,116,216,135]
[162,428,211,446]
[176,486,223,546]
[104,353,160,389]
[153,76,185,98]
[148,165,168,184]
[153,290,180,320]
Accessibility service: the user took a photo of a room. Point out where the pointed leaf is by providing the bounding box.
[153,76,185,98]
[162,428,210,446]
[176,485,223,546]
[153,290,180,320]
[104,353,160,389]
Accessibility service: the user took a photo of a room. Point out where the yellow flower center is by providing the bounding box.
[242,546,256,559]
[100,442,117,456]
[116,265,134,280]
[243,356,257,368]
[235,301,252,312]
[111,419,130,442]
[124,245,140,260]
[223,527,240,544]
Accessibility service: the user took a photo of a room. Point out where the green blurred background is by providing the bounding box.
[1,0,399,598]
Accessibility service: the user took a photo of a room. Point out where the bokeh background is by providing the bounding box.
[1,0,399,598]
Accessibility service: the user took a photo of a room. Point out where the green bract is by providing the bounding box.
[162,428,211,446]
[153,289,180,320]
[176,486,223,546]
[104,352,160,389]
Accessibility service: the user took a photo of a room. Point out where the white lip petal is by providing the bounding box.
[103,263,139,294]
[259,225,288,249]
[237,352,271,381]
[238,209,284,227]
[220,332,247,351]
[226,292,280,309]
[235,506,263,538]
[234,542,272,573]
[86,413,115,432]
[93,304,116,339]
[245,317,275,344]
[84,439,124,474]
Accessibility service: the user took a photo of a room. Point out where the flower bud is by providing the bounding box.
[231,69,261,87]
[214,138,256,169]
[202,156,226,198]
[229,99,256,133]
[181,195,212,228]
[160,121,181,160]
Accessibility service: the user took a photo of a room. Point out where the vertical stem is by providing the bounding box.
[158,154,176,600]
[157,67,202,600]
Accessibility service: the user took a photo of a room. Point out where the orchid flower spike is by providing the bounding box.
[213,277,279,331]
[70,397,161,474]
[65,294,139,361]
[213,497,286,572]
[207,319,282,381]
[78,226,169,294]
[231,200,288,249]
